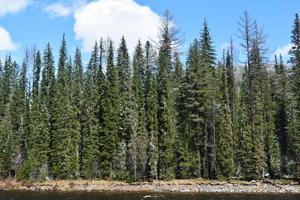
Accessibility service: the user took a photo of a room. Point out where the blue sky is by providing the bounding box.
[0,0,298,64]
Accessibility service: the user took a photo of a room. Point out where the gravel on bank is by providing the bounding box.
[0,179,299,194]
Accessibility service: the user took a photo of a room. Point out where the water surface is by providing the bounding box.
[0,191,299,200]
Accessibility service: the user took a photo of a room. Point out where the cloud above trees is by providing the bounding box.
[73,0,160,53]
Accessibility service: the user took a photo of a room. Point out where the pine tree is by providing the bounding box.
[100,41,120,178]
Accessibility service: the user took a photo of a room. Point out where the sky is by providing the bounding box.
[0,0,298,64]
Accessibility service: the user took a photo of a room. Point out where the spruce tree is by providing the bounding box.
[144,41,158,180]
[0,56,17,178]
[173,52,190,179]
[27,51,50,179]
[237,13,279,179]
[116,37,133,179]
[96,39,105,129]
[185,40,202,178]
[50,35,80,179]
[216,58,234,179]
[272,55,288,175]
[80,64,100,179]
[156,11,178,179]
[199,20,217,179]
[0,108,15,178]
[100,41,120,178]
[288,14,300,177]
[39,43,55,178]
[132,41,147,179]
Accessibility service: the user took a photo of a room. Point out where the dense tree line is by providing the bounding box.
[0,11,299,181]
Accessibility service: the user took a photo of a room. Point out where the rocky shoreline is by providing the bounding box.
[0,179,299,194]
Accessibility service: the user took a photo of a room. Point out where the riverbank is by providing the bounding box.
[0,179,299,193]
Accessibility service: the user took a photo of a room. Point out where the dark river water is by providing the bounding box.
[0,191,299,200]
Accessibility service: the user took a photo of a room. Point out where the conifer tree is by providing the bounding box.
[144,41,158,180]
[156,11,178,179]
[199,20,217,179]
[272,55,288,174]
[216,58,234,179]
[185,40,202,178]
[288,14,300,175]
[50,35,80,179]
[27,51,50,179]
[80,64,100,179]
[100,41,120,178]
[89,42,100,86]
[0,108,15,178]
[173,52,190,179]
[39,43,55,178]
[0,56,17,178]
[96,39,105,129]
[116,37,133,179]
[132,41,147,179]
[40,43,55,108]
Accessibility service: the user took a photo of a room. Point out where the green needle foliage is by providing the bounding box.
[0,11,299,181]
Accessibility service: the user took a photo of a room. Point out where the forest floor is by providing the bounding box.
[0,179,299,193]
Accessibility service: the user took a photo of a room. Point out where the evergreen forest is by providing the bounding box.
[0,11,299,181]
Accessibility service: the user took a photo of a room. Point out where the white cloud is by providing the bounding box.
[0,0,32,17]
[0,26,18,51]
[74,0,160,53]
[45,3,72,17]
[274,43,292,58]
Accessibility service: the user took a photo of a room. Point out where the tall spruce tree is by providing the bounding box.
[216,57,234,179]
[156,11,178,179]
[199,20,217,179]
[27,51,50,179]
[0,56,17,178]
[144,41,158,180]
[185,40,203,178]
[288,14,300,177]
[100,41,120,178]
[272,55,288,175]
[132,41,147,179]
[50,35,80,179]
[116,37,133,179]
[173,52,190,179]
[80,62,100,179]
